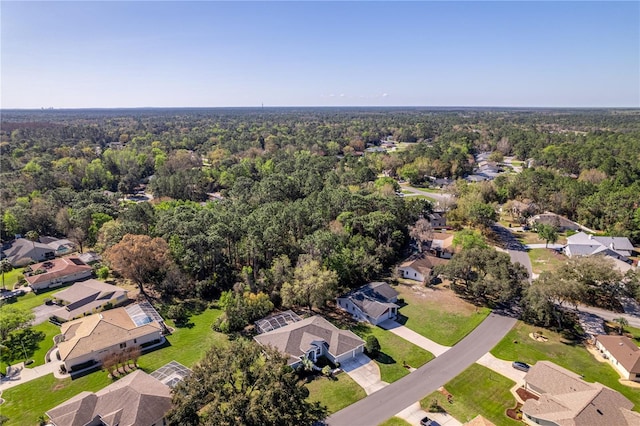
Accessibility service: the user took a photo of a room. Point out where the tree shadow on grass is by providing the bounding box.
[374,352,396,365]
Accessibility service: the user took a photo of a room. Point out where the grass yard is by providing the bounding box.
[378,417,412,426]
[491,321,640,410]
[306,373,366,414]
[30,321,60,366]
[137,307,227,372]
[0,307,227,426]
[355,325,434,383]
[3,286,62,311]
[395,283,491,346]
[1,267,24,290]
[0,371,113,426]
[528,248,566,274]
[420,364,519,426]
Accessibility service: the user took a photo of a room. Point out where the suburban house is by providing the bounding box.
[46,370,172,426]
[528,213,580,232]
[564,231,634,258]
[398,253,449,283]
[39,237,76,256]
[595,335,640,382]
[336,282,399,325]
[427,212,447,228]
[254,315,365,368]
[24,257,93,291]
[563,232,635,271]
[51,279,129,322]
[427,232,454,258]
[57,303,164,372]
[521,361,640,426]
[1,238,55,267]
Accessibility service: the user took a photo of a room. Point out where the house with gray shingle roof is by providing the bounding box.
[521,361,640,426]
[563,232,635,271]
[336,282,399,325]
[46,369,172,426]
[51,279,129,322]
[253,315,364,368]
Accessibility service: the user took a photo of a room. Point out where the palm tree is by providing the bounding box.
[1,259,13,291]
[614,317,629,335]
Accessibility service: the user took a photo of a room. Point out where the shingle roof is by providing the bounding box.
[2,239,54,265]
[58,306,162,362]
[47,370,172,426]
[25,257,92,285]
[399,253,449,276]
[254,315,364,365]
[522,361,640,426]
[596,335,640,375]
[337,282,399,320]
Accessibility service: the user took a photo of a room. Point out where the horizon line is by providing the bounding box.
[2,105,639,111]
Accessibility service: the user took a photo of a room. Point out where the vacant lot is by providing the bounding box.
[491,321,640,409]
[528,248,566,274]
[306,373,367,414]
[420,363,519,426]
[395,282,491,346]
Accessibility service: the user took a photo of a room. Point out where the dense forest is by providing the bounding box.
[1,108,639,306]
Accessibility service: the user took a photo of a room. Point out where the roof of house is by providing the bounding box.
[46,370,172,426]
[2,238,54,265]
[52,279,128,321]
[25,257,92,286]
[253,315,364,365]
[596,335,640,374]
[522,361,640,426]
[464,415,496,426]
[337,282,399,320]
[399,253,450,275]
[58,306,162,362]
[566,232,634,255]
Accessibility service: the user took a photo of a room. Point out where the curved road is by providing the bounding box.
[399,184,454,208]
[327,313,516,426]
[491,223,533,282]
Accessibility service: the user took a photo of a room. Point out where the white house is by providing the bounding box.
[398,253,449,282]
[595,335,640,382]
[25,257,93,291]
[336,282,399,325]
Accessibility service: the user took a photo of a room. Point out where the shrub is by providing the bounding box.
[96,266,109,280]
[365,335,380,356]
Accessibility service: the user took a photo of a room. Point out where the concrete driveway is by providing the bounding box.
[476,352,526,384]
[340,353,388,395]
[379,320,451,357]
[32,304,65,325]
[396,401,462,426]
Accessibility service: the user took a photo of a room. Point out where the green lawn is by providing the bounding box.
[395,283,491,346]
[420,364,520,426]
[3,286,62,311]
[528,248,566,274]
[491,321,640,410]
[306,373,367,414]
[0,307,227,426]
[354,325,434,383]
[378,417,412,426]
[1,267,24,290]
[1,371,113,426]
[137,307,227,372]
[0,320,60,374]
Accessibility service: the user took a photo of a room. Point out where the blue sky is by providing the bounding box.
[1,1,638,108]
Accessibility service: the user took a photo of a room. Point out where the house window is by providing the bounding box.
[134,339,137,344]
[120,342,127,349]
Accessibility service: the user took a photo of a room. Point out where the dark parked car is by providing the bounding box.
[420,416,434,426]
[512,361,530,372]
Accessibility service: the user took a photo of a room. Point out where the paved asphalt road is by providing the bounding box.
[326,313,516,426]
[567,304,640,329]
[491,223,533,282]
[399,185,454,208]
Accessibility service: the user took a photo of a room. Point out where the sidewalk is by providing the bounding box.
[379,320,451,356]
